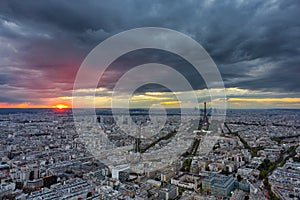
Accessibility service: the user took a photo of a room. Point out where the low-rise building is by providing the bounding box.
[159,184,178,200]
[111,164,130,182]
[202,174,235,197]
[171,174,202,190]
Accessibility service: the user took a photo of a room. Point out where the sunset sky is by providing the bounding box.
[0,0,299,109]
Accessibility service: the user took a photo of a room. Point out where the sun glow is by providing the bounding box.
[52,104,69,110]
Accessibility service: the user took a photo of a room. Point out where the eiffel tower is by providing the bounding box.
[198,102,209,131]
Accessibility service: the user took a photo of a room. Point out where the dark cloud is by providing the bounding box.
[0,96,24,103]
[0,0,299,104]
[98,49,206,92]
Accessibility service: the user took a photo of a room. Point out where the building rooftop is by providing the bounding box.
[203,173,235,188]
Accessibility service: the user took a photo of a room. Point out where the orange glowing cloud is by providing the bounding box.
[0,102,48,108]
[228,97,300,103]
[160,101,181,105]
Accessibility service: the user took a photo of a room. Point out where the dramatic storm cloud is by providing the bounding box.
[0,0,299,108]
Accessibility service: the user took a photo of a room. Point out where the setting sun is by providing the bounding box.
[52,104,69,110]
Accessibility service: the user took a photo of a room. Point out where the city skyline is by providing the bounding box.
[1,2,300,199]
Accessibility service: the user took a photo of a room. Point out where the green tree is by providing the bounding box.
[87,192,92,198]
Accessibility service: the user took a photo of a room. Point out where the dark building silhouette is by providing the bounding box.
[198,102,210,130]
[134,138,141,153]
[43,175,57,188]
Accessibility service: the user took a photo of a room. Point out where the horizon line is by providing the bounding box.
[0,107,299,110]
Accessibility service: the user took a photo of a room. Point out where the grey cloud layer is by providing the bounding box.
[0,0,299,103]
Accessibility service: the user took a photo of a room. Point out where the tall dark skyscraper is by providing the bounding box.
[133,123,141,153]
[203,102,208,123]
